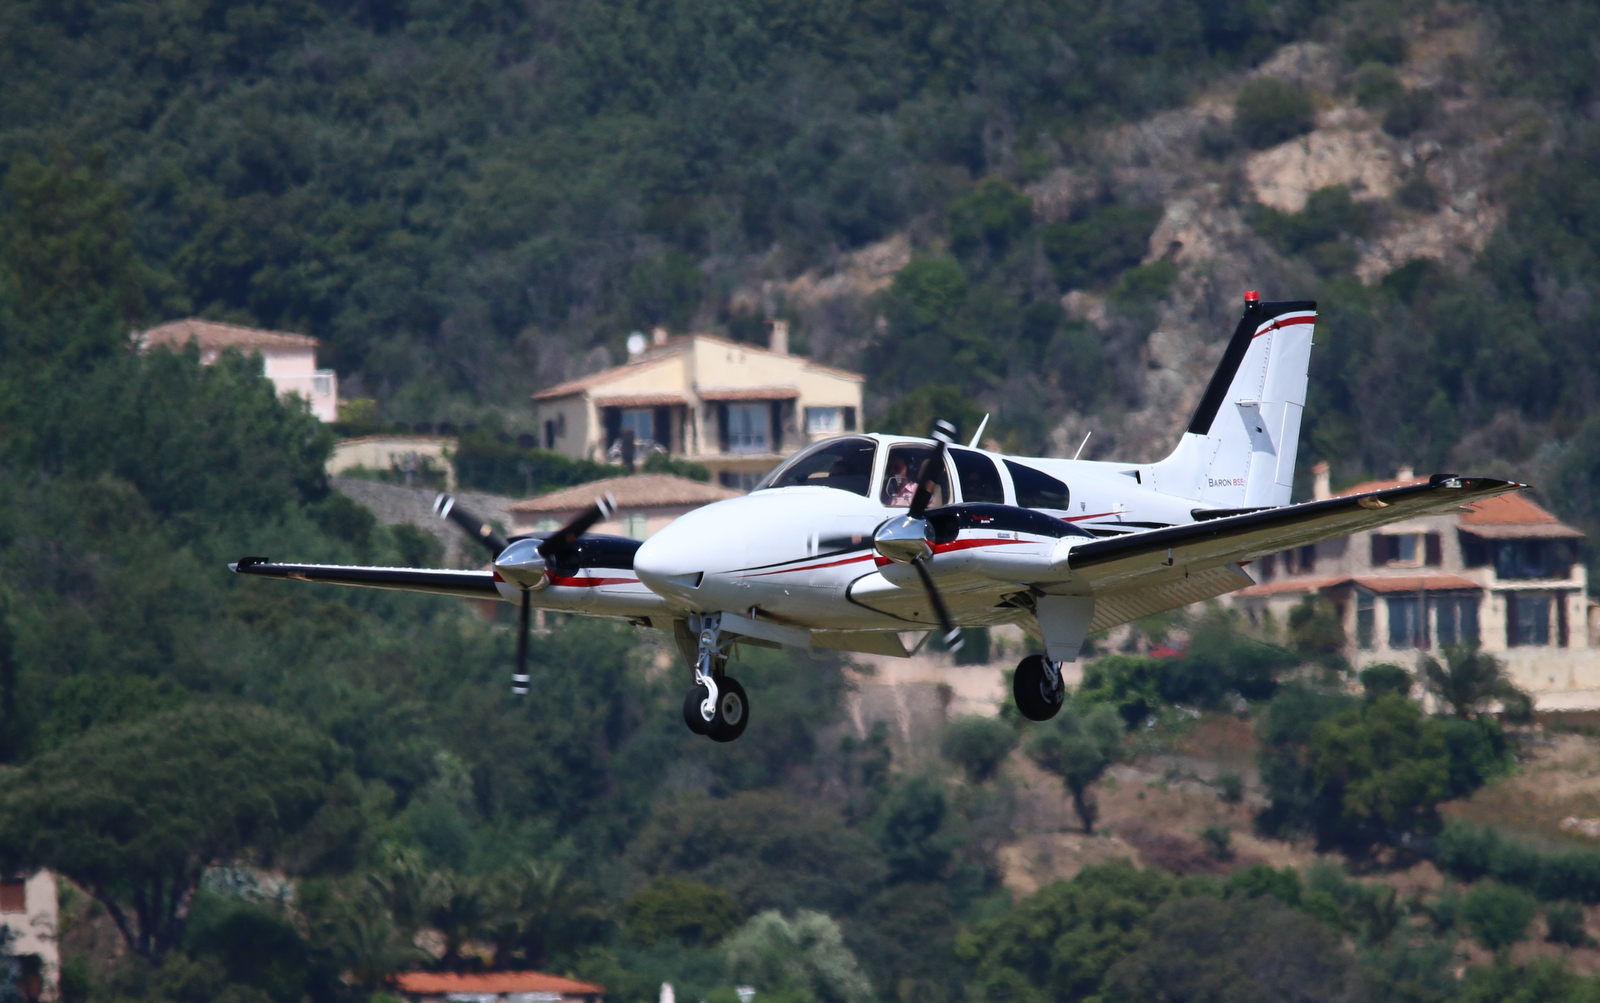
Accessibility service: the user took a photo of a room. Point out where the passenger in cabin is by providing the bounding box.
[882,456,917,506]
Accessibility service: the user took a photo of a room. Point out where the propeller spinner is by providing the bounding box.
[872,420,962,652]
[434,491,616,694]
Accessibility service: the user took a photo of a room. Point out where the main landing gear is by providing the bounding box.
[1013,653,1066,721]
[681,613,749,742]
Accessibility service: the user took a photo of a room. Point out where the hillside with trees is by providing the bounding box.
[11,1,1600,1001]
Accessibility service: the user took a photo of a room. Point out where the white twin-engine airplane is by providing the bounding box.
[234,293,1520,741]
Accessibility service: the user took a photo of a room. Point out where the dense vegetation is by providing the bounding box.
[13,2,1600,1001]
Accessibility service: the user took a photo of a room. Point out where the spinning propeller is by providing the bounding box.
[872,420,962,652]
[433,491,616,694]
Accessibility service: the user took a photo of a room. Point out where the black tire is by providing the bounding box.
[707,676,749,743]
[683,685,712,734]
[1013,654,1063,721]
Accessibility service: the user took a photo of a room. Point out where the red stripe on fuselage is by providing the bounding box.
[547,575,640,587]
[741,553,876,577]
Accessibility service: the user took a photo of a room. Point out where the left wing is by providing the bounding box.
[230,558,499,600]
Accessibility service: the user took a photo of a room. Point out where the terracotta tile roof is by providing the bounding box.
[507,473,740,513]
[697,385,800,401]
[393,972,603,996]
[1460,492,1581,537]
[140,318,319,353]
[532,357,675,401]
[1233,574,1351,597]
[1235,573,1483,597]
[1334,474,1429,497]
[592,393,689,408]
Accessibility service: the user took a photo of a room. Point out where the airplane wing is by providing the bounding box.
[1063,475,1519,591]
[230,558,500,600]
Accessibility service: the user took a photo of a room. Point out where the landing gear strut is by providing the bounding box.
[1013,653,1065,721]
[680,613,749,742]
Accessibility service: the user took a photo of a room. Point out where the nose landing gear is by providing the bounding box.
[680,613,749,742]
[1013,653,1065,721]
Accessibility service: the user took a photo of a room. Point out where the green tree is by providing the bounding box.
[959,862,1176,1003]
[1307,693,1450,853]
[0,705,341,961]
[1026,702,1124,833]
[948,180,1033,262]
[1457,959,1600,1003]
[939,716,1019,784]
[1233,77,1316,149]
[1420,645,1532,721]
[625,878,742,948]
[1462,881,1537,953]
[723,910,873,1003]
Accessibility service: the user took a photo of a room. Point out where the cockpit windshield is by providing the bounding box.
[756,436,877,495]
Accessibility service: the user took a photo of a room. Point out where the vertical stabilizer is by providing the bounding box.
[1150,294,1317,510]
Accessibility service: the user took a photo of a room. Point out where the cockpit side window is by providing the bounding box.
[1004,460,1070,510]
[951,448,1005,503]
[757,437,877,495]
[882,444,950,508]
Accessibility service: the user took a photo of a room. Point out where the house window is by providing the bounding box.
[1356,590,1375,650]
[843,407,858,432]
[1283,545,1316,575]
[1371,533,1440,568]
[1256,554,1276,581]
[1494,540,1569,580]
[725,403,770,453]
[0,880,24,913]
[805,407,844,435]
[620,408,656,446]
[1508,592,1553,646]
[1388,596,1426,649]
[720,471,761,491]
[1433,596,1481,648]
[620,513,648,540]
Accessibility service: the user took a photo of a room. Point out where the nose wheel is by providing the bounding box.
[1013,653,1065,721]
[680,613,750,742]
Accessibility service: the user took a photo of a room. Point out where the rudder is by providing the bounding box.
[1150,294,1317,510]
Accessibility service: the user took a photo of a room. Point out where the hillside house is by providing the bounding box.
[508,473,739,539]
[393,971,604,1003]
[532,323,864,490]
[1,870,58,1002]
[1228,464,1598,706]
[139,319,338,422]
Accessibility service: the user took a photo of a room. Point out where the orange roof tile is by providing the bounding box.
[140,318,319,353]
[532,357,675,400]
[393,972,603,996]
[507,473,740,513]
[698,385,800,401]
[1461,491,1561,526]
[1333,474,1428,497]
[1234,573,1483,597]
[1233,574,1351,597]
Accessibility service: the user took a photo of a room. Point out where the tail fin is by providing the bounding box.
[1150,295,1317,509]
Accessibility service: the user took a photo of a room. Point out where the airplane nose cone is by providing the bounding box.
[634,527,708,601]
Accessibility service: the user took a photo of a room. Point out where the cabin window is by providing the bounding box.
[951,449,1005,504]
[1004,461,1070,510]
[757,437,876,496]
[882,445,950,508]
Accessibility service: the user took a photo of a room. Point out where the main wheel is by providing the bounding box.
[683,684,712,734]
[1013,654,1063,721]
[707,676,749,743]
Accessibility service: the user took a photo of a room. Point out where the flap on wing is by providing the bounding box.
[1065,476,1519,592]
[231,559,500,600]
[1083,564,1255,632]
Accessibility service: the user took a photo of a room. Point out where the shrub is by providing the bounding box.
[1040,204,1163,290]
[1383,89,1436,137]
[1353,62,1403,107]
[1216,772,1244,804]
[1108,261,1179,313]
[1359,664,1412,700]
[1234,78,1316,149]
[1201,825,1234,861]
[1545,901,1592,947]
[1462,882,1536,952]
[940,716,1019,784]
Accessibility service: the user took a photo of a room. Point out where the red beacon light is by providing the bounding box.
[1244,289,1260,304]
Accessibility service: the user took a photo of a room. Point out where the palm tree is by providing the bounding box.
[1418,644,1532,721]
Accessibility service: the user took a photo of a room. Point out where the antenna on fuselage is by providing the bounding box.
[967,414,990,448]
[1073,431,1092,460]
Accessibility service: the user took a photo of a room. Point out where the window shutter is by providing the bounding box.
[1425,533,1442,566]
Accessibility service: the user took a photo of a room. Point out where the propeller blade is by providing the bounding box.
[907,420,956,520]
[513,590,531,695]
[433,493,508,557]
[911,554,962,652]
[537,494,617,563]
